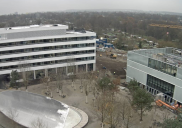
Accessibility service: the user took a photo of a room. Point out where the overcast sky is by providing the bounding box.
[0,0,181,15]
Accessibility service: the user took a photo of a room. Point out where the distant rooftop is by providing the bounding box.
[132,47,182,67]
[0,24,68,34]
[8,24,66,30]
[0,24,97,41]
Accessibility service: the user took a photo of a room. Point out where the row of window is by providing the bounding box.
[0,36,95,48]
[148,58,177,77]
[147,74,175,97]
[0,50,95,63]
[0,43,95,55]
[0,56,95,71]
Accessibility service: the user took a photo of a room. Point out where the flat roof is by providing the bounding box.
[105,43,113,45]
[66,31,95,35]
[132,47,182,66]
[0,24,68,34]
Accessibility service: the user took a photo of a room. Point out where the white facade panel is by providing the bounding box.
[126,65,147,85]
[0,40,96,52]
[127,59,182,102]
[0,47,95,59]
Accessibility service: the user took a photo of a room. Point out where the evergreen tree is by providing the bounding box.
[10,70,19,88]
[132,88,154,121]
[162,117,182,128]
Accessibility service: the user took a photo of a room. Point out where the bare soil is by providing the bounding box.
[96,51,127,78]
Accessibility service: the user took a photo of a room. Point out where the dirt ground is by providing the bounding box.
[96,51,127,78]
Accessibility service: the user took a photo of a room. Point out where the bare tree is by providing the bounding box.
[121,98,128,120]
[55,68,65,97]
[18,61,30,91]
[83,79,89,104]
[119,98,133,128]
[104,92,121,128]
[41,76,50,92]
[31,118,48,128]
[87,71,95,92]
[91,71,100,94]
[41,75,52,97]
[96,92,108,128]
[67,56,76,90]
[83,72,96,104]
[77,68,85,93]
[89,71,98,107]
[124,105,133,128]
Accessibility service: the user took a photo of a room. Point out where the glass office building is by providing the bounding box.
[127,47,182,104]
[0,24,96,79]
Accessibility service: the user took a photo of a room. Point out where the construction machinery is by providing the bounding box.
[105,48,117,59]
[110,53,117,59]
[155,93,181,113]
[156,99,179,113]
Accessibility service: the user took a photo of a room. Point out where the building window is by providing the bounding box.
[148,58,177,77]
[0,56,95,71]
[0,36,95,47]
[147,74,175,97]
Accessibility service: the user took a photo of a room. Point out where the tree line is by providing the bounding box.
[0,12,182,42]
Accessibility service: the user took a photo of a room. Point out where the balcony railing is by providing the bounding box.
[0,38,95,48]
[0,56,95,71]
[0,44,95,56]
[0,51,95,63]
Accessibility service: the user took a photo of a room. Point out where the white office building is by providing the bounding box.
[127,47,182,104]
[0,24,96,79]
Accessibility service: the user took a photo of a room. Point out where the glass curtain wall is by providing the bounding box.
[147,74,175,97]
[148,58,177,76]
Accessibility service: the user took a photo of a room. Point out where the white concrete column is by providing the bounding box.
[152,89,155,95]
[76,65,78,73]
[45,69,46,77]
[34,70,36,79]
[86,64,88,72]
[45,69,48,77]
[66,66,68,75]
[56,68,57,74]
[93,63,96,71]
